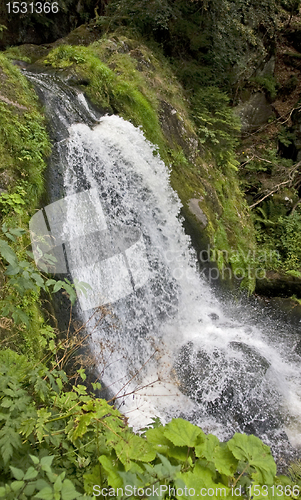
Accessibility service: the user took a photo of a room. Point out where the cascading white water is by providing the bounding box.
[26,72,301,457]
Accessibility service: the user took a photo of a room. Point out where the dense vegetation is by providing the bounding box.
[1,346,300,499]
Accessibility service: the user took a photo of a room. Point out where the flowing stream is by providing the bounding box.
[26,71,301,460]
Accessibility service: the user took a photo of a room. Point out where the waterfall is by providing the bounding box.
[27,71,301,458]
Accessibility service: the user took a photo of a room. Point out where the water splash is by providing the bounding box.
[26,71,301,457]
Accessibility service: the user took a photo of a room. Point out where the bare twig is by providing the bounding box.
[249,161,301,209]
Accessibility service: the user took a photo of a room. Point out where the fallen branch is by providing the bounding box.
[0,93,28,110]
[249,160,301,209]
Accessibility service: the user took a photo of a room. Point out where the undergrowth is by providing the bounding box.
[0,342,300,499]
[0,54,53,358]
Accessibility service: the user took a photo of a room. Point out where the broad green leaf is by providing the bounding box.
[60,480,80,500]
[145,426,171,454]
[53,281,63,293]
[176,463,231,500]
[41,456,55,471]
[156,453,181,478]
[195,433,219,459]
[0,239,18,265]
[195,434,238,477]
[35,479,50,491]
[10,480,25,492]
[12,308,30,326]
[168,445,192,462]
[164,418,203,447]
[5,263,20,275]
[9,228,26,237]
[30,455,40,465]
[34,486,54,499]
[24,483,36,497]
[99,455,123,488]
[110,433,156,470]
[53,474,63,493]
[10,466,24,480]
[91,382,101,391]
[6,233,16,241]
[45,280,56,288]
[214,445,238,476]
[70,413,93,441]
[83,465,102,494]
[77,368,87,381]
[24,466,39,481]
[227,434,276,485]
[32,272,45,287]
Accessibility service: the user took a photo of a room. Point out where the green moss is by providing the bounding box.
[0,54,52,359]
[44,44,163,146]
[0,55,50,216]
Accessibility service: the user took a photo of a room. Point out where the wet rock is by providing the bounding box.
[229,341,270,373]
[256,56,276,78]
[174,340,281,436]
[188,198,208,228]
[208,312,219,321]
[234,92,274,133]
[255,270,301,297]
[0,171,14,190]
[159,100,198,160]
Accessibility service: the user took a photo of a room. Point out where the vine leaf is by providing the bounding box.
[195,433,219,459]
[214,445,239,477]
[110,432,156,470]
[164,418,203,447]
[10,466,24,480]
[176,463,231,499]
[71,413,93,441]
[0,239,17,266]
[227,434,276,485]
[196,435,238,476]
[99,455,123,489]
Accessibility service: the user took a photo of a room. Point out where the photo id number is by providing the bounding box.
[6,2,59,14]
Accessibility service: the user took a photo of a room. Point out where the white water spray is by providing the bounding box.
[26,72,301,455]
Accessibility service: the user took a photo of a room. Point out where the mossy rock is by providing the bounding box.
[256,271,301,298]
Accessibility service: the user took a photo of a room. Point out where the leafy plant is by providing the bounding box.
[192,86,241,166]
[251,75,279,100]
[0,25,7,40]
[0,346,298,499]
[0,187,26,215]
[0,224,80,327]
